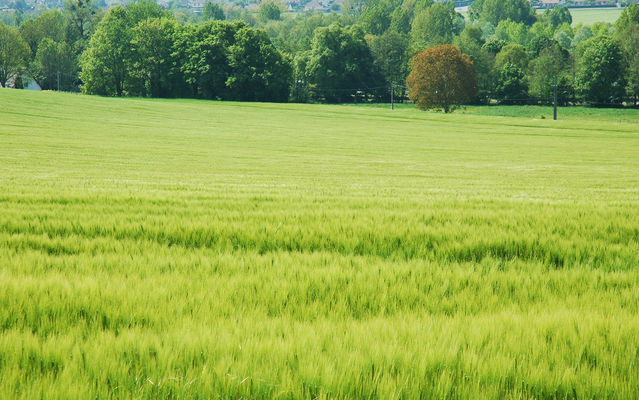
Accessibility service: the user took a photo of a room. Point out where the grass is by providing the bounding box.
[568,7,623,26]
[1,89,639,399]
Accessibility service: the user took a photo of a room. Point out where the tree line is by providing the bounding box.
[1,0,639,107]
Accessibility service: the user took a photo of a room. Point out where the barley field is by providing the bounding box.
[1,90,639,399]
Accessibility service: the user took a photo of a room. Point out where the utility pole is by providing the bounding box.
[553,74,558,121]
[57,71,60,91]
[390,83,394,110]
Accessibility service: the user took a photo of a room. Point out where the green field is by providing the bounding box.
[1,89,639,399]
[567,8,623,26]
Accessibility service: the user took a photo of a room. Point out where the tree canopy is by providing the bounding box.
[406,44,477,112]
[0,23,30,87]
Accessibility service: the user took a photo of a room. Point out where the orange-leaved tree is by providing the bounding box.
[406,44,477,113]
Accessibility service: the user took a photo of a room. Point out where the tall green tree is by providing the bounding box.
[528,44,572,104]
[410,1,460,49]
[125,0,168,26]
[0,23,29,87]
[259,1,281,21]
[32,37,76,90]
[226,27,291,101]
[18,10,66,57]
[455,24,494,101]
[541,6,572,28]
[494,43,527,70]
[576,36,626,105]
[469,0,536,26]
[360,4,391,35]
[495,62,528,104]
[367,30,410,85]
[202,2,225,21]
[306,24,383,102]
[128,17,183,98]
[64,0,99,42]
[80,6,131,95]
[615,3,639,35]
[178,20,243,99]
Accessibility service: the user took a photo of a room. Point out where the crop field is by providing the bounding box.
[567,8,623,26]
[1,89,639,399]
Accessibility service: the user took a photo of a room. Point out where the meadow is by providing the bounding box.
[565,8,623,26]
[1,89,639,399]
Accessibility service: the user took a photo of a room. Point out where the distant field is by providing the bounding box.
[1,90,639,399]
[566,7,622,25]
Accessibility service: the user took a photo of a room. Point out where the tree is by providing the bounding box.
[528,45,572,104]
[470,0,536,26]
[79,6,131,95]
[482,38,506,54]
[576,36,626,105]
[617,22,639,103]
[572,25,593,48]
[541,6,572,28]
[125,0,168,25]
[202,2,225,21]
[64,0,99,41]
[18,10,66,57]
[494,62,527,104]
[367,30,410,85]
[494,43,527,70]
[455,25,494,102]
[406,44,477,112]
[128,17,183,98]
[306,24,383,102]
[32,37,76,90]
[178,20,243,99]
[615,3,639,35]
[411,1,460,48]
[389,6,411,34]
[259,1,281,21]
[494,19,530,46]
[226,27,291,101]
[360,4,391,35]
[0,23,30,87]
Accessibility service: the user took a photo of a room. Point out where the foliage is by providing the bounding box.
[481,37,506,54]
[406,44,477,112]
[18,10,66,57]
[527,40,572,102]
[0,22,30,87]
[495,62,527,104]
[226,27,292,101]
[306,23,383,102]
[359,3,391,35]
[576,36,626,105]
[618,24,639,102]
[494,43,527,70]
[202,1,225,21]
[615,3,639,35]
[366,30,410,85]
[179,21,242,99]
[63,0,99,41]
[259,1,281,21]
[79,6,131,96]
[470,0,536,26]
[455,25,493,101]
[541,6,572,28]
[410,1,460,49]
[32,37,76,90]
[494,19,530,46]
[128,17,183,98]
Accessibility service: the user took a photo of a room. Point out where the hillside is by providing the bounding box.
[1,90,639,398]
